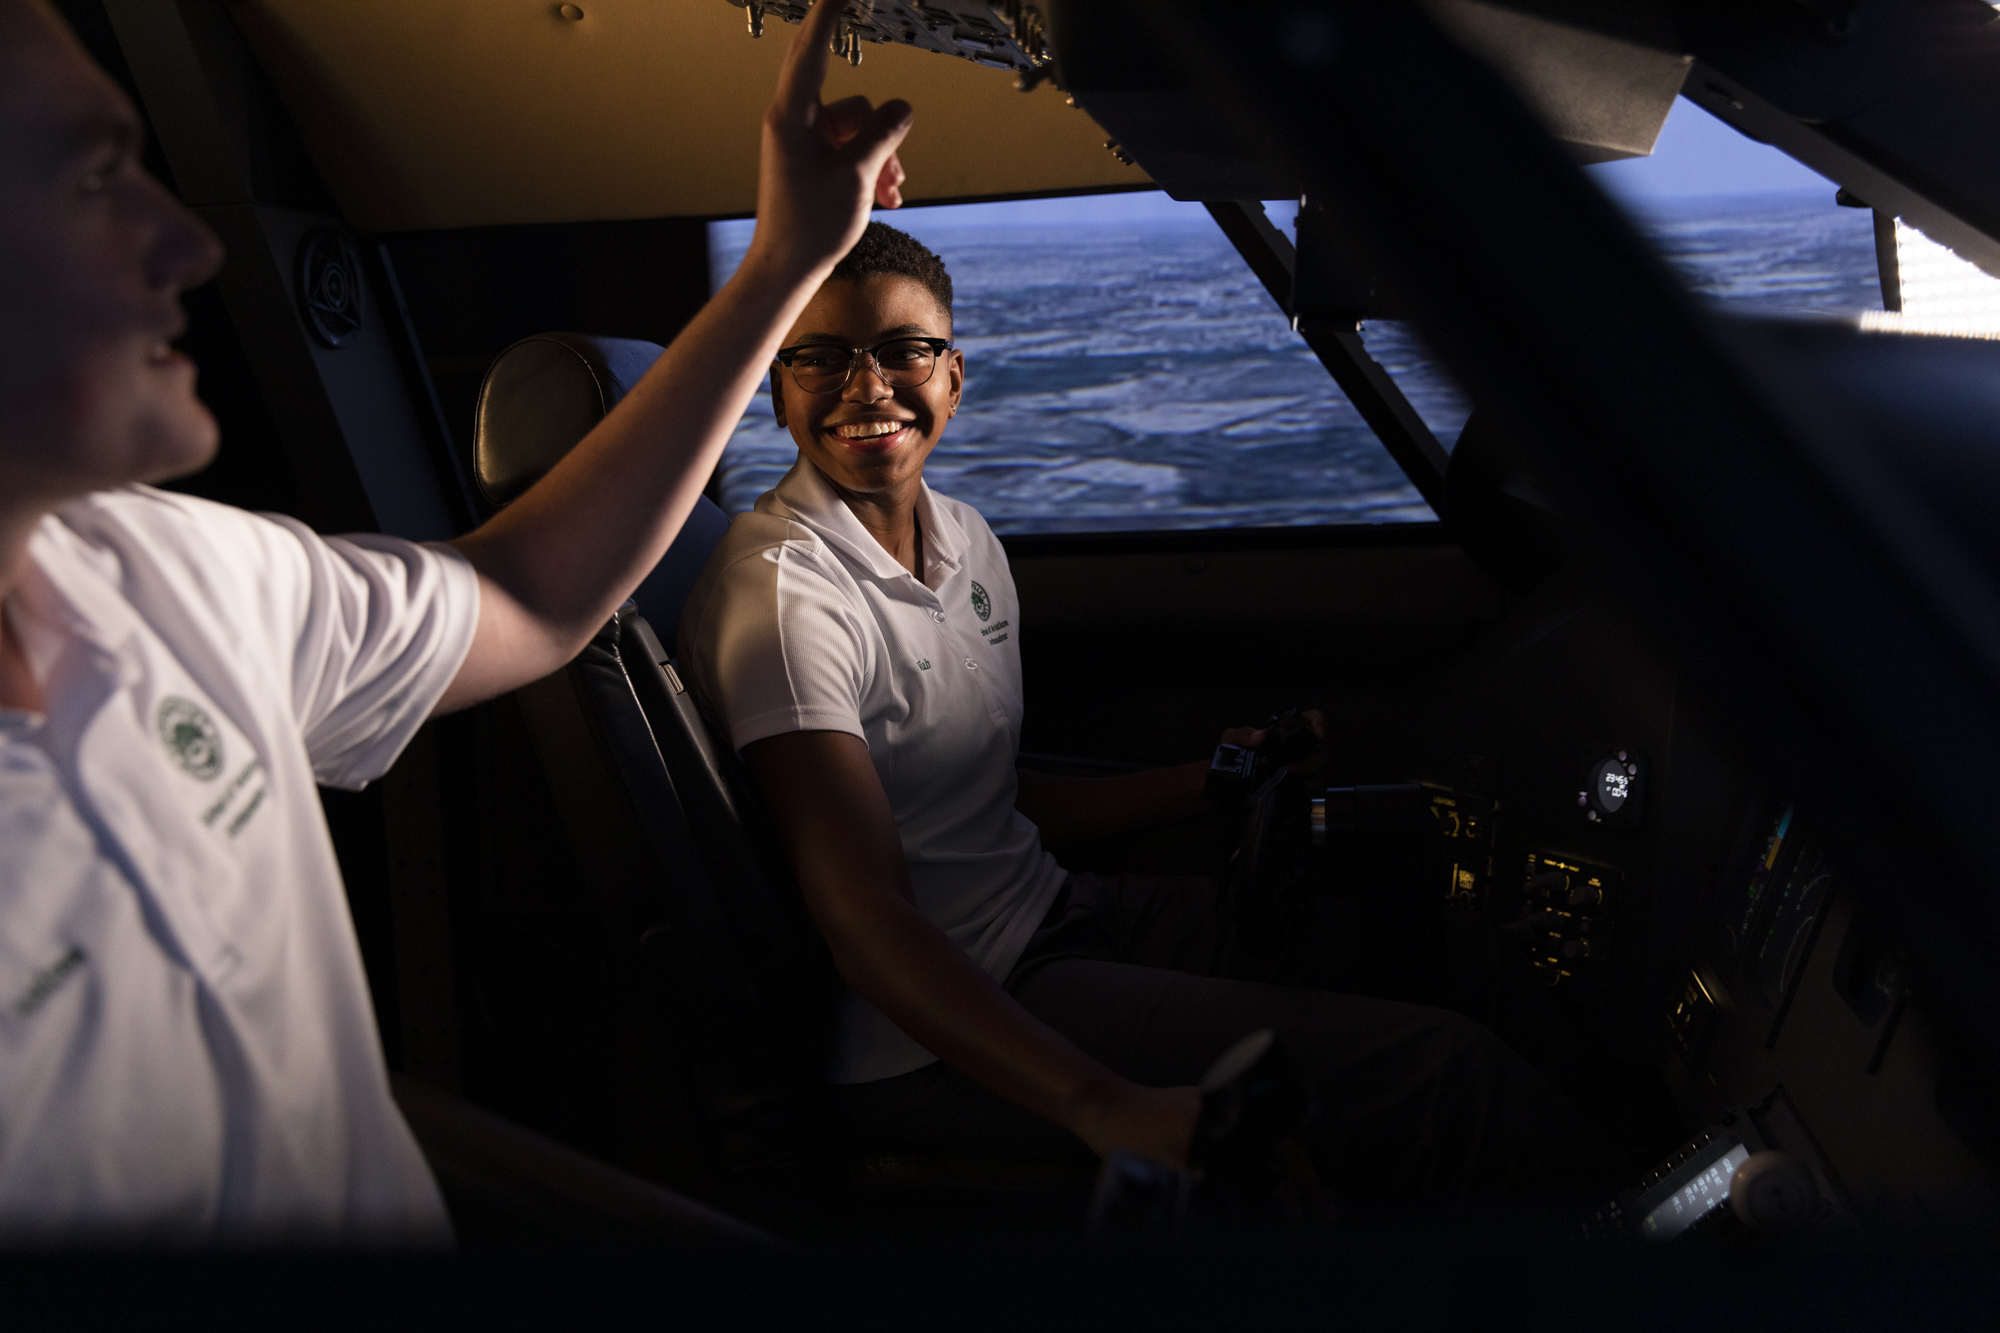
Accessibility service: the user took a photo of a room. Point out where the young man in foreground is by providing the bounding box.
[0,0,903,1243]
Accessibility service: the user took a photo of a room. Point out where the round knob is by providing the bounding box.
[1730,1151,1818,1231]
[1568,882,1603,907]
[1562,938,1592,959]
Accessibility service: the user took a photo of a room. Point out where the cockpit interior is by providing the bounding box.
[26,0,2000,1320]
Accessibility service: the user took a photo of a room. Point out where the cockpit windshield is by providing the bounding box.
[710,195,1453,532]
[710,97,1906,537]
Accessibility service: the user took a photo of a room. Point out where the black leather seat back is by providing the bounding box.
[462,331,830,1183]
[622,616,817,991]
[508,606,760,1050]
[472,329,811,986]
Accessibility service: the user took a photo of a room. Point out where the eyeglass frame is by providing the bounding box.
[772,336,956,396]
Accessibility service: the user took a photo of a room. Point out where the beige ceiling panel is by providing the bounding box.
[227,0,1151,232]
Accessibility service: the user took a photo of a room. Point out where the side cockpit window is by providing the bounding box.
[1589,97,1882,319]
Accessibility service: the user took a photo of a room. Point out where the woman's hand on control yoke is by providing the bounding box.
[1222,708,1327,772]
[436,0,911,714]
[1014,710,1328,846]
[748,729,1203,1166]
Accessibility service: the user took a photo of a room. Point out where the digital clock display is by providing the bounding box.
[1594,759,1631,812]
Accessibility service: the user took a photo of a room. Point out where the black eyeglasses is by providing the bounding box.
[774,337,954,396]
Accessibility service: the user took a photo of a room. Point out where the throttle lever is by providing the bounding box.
[1190,1028,1309,1178]
[1089,1028,1312,1241]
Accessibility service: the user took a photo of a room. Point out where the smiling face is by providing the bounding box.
[771,273,963,499]
[0,1,225,508]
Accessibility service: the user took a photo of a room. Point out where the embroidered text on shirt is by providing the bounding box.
[11,945,86,1022]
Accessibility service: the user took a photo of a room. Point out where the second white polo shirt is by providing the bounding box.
[679,460,1066,1085]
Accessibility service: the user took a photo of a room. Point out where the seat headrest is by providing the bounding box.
[473,333,666,508]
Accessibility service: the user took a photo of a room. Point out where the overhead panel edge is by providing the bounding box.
[223,0,1148,232]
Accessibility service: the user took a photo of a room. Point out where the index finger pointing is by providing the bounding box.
[775,0,847,122]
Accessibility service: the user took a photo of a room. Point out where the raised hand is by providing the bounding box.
[746,0,914,285]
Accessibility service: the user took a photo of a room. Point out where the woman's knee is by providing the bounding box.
[1272,995,1538,1122]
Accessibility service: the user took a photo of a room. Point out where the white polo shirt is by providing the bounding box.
[680,460,1066,1085]
[0,486,477,1245]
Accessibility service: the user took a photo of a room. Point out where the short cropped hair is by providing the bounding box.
[828,222,953,322]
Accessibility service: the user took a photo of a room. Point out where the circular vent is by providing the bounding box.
[296,226,364,349]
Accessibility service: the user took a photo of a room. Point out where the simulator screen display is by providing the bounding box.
[1642,1144,1750,1241]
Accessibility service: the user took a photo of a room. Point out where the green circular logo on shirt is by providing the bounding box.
[970,581,991,622]
[157,697,223,781]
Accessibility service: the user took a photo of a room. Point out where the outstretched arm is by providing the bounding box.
[1015,715,1322,844]
[1013,761,1212,846]
[746,728,1202,1165]
[435,0,909,714]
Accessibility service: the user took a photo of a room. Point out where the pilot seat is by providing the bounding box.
[437,332,1094,1237]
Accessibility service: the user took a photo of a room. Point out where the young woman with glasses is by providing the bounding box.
[678,222,1613,1214]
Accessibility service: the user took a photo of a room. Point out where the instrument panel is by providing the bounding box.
[1521,851,1620,992]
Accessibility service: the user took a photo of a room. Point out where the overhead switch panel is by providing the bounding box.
[726,1,1051,73]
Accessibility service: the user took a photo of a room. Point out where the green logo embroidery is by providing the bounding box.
[917,659,931,671]
[970,580,991,622]
[157,697,223,781]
